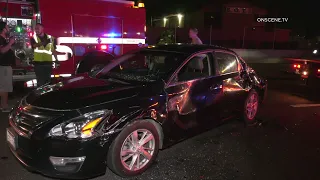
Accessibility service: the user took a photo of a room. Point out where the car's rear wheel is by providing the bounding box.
[107,120,160,177]
[243,90,259,126]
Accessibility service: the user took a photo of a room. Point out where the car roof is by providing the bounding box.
[143,44,237,55]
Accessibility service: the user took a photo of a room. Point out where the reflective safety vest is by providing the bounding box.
[33,34,54,62]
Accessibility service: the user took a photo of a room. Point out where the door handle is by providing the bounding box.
[210,84,222,90]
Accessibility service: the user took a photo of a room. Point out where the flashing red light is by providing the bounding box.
[100,45,107,50]
[318,69,320,72]
[294,64,300,68]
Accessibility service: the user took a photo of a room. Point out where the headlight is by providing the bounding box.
[48,109,112,139]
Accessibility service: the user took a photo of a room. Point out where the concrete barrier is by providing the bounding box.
[228,49,305,78]
[231,49,307,63]
[248,63,295,79]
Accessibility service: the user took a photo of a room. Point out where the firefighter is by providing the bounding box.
[30,23,59,87]
[189,28,203,45]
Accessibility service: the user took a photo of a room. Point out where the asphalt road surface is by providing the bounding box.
[1,76,320,180]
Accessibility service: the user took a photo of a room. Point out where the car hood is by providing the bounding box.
[25,74,142,110]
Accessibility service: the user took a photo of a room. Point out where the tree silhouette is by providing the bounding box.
[158,29,174,44]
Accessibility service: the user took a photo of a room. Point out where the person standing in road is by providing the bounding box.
[189,28,203,45]
[30,23,59,87]
[0,21,15,112]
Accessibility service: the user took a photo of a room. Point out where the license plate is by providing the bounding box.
[6,129,17,150]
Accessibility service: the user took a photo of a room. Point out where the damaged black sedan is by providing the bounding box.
[6,44,267,179]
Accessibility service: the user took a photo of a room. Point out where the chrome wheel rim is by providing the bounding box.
[120,129,155,171]
[246,93,258,120]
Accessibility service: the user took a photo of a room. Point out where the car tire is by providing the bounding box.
[107,120,160,177]
[242,89,259,126]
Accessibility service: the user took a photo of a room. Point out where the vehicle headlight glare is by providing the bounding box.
[49,110,112,139]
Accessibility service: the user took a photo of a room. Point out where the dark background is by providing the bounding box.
[140,0,316,38]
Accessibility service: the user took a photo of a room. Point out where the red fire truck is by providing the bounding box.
[0,0,146,87]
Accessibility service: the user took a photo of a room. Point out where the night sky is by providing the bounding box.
[141,0,318,38]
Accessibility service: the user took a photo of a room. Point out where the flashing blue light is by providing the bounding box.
[103,33,121,38]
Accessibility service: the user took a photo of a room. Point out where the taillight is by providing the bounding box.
[100,45,107,50]
[294,64,301,68]
[317,69,320,73]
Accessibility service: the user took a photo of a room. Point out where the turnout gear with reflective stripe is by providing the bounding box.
[33,34,55,62]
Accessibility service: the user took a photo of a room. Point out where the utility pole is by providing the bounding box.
[272,12,278,49]
[209,25,212,45]
[272,22,276,49]
[242,27,246,48]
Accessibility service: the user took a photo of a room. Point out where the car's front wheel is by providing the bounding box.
[107,120,160,177]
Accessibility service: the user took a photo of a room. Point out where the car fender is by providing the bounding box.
[99,106,165,148]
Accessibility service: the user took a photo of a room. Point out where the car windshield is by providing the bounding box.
[96,50,186,83]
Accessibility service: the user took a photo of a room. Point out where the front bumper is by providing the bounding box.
[7,127,111,179]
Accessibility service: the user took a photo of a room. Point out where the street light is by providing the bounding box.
[163,18,167,27]
[177,14,183,27]
[313,50,317,54]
